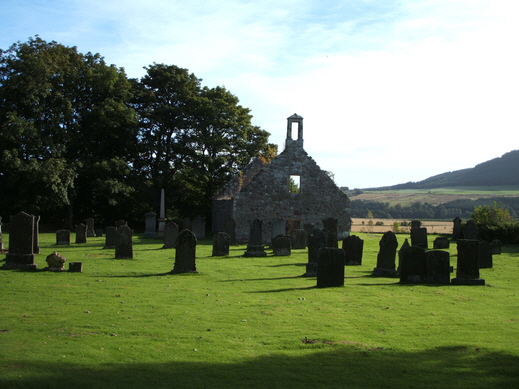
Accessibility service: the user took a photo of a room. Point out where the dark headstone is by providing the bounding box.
[163,222,179,249]
[323,217,338,248]
[342,235,363,266]
[303,223,314,246]
[271,218,286,243]
[462,220,478,240]
[75,224,87,244]
[478,240,493,269]
[244,219,266,257]
[305,227,325,277]
[316,248,345,288]
[2,211,37,270]
[46,251,66,271]
[86,218,95,238]
[410,220,422,229]
[56,230,71,245]
[104,226,117,249]
[451,239,485,285]
[69,262,83,272]
[399,246,426,283]
[115,225,133,259]
[32,215,40,254]
[95,229,103,237]
[433,237,450,249]
[212,232,230,256]
[192,216,205,239]
[172,229,198,274]
[144,212,157,238]
[452,217,462,240]
[115,220,127,228]
[410,227,428,249]
[372,231,398,277]
[491,239,502,255]
[290,229,307,249]
[272,236,291,256]
[425,250,451,284]
[224,217,236,245]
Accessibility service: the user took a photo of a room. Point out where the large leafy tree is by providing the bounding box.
[0,37,138,226]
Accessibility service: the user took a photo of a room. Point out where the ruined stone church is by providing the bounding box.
[212,114,351,243]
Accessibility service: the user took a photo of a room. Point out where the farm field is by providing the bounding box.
[351,218,452,234]
[1,232,519,388]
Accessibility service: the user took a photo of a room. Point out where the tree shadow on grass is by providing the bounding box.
[1,346,518,389]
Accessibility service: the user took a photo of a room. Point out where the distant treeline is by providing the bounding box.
[350,197,519,220]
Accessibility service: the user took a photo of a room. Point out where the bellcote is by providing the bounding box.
[285,113,304,149]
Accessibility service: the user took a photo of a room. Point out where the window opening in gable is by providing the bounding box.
[289,175,301,194]
[290,122,299,140]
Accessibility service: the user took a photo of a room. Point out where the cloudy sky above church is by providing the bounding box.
[2,0,518,188]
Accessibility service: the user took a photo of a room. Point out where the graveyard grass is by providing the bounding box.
[1,233,519,389]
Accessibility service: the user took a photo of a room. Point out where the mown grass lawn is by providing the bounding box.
[1,232,518,388]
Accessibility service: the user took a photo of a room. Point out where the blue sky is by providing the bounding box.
[2,0,518,188]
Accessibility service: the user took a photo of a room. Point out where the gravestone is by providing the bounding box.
[462,220,478,240]
[452,217,462,240]
[212,232,230,256]
[304,227,325,277]
[478,240,493,269]
[32,215,40,254]
[115,225,133,259]
[316,248,345,288]
[271,218,286,243]
[342,235,363,265]
[56,230,71,245]
[69,262,83,272]
[410,220,422,229]
[192,216,206,239]
[272,236,291,256]
[290,229,307,249]
[0,216,3,252]
[182,217,192,232]
[104,226,117,249]
[433,237,450,249]
[400,238,410,252]
[144,212,157,238]
[115,220,127,228]
[95,229,103,237]
[86,218,95,237]
[451,239,485,285]
[491,239,502,255]
[410,226,428,249]
[75,224,87,244]
[322,217,338,248]
[372,231,398,277]
[46,251,66,271]
[163,222,179,249]
[425,250,451,284]
[2,211,37,270]
[303,223,314,246]
[244,219,267,257]
[224,217,236,245]
[157,189,166,238]
[399,246,426,283]
[172,229,198,274]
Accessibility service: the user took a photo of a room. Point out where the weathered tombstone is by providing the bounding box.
[104,226,117,249]
[410,220,422,229]
[115,225,133,259]
[86,218,95,237]
[182,217,192,231]
[452,217,462,240]
[433,237,450,249]
[144,212,157,238]
[304,227,325,277]
[303,223,314,246]
[491,239,502,255]
[342,235,364,265]
[114,220,127,228]
[157,189,166,238]
[410,226,428,249]
[400,238,410,252]
[290,229,307,249]
[271,218,286,243]
[192,216,206,240]
[56,230,71,245]
[163,222,179,249]
[69,262,83,272]
[172,229,198,274]
[462,220,478,240]
[45,251,66,271]
[224,217,236,245]
[372,231,398,277]
[32,215,40,254]
[2,212,37,270]
[273,236,291,256]
[478,240,493,269]
[212,232,230,256]
[425,250,451,284]
[399,246,426,283]
[244,219,267,257]
[323,217,338,248]
[316,248,345,288]
[95,229,103,237]
[451,239,485,285]
[75,223,87,244]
